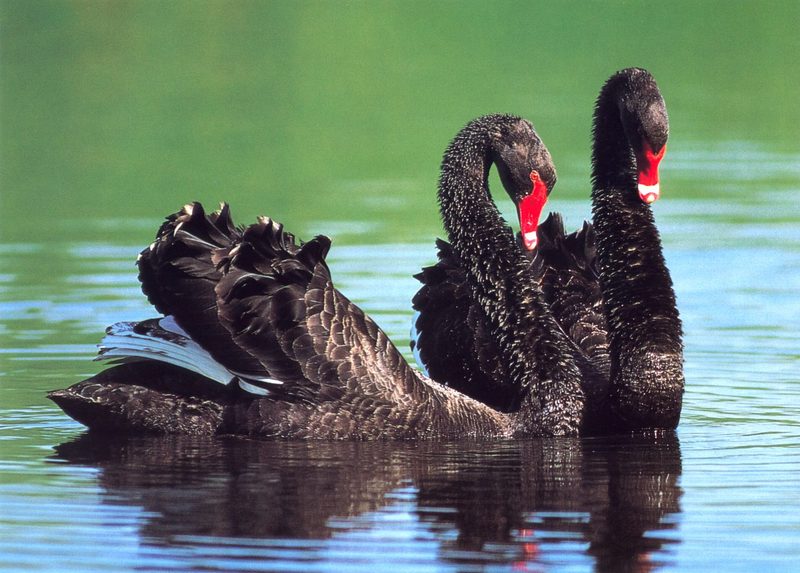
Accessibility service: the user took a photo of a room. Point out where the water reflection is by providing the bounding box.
[53,434,682,571]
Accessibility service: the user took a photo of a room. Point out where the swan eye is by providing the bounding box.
[530,171,541,184]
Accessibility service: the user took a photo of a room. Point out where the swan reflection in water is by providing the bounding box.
[53,433,682,571]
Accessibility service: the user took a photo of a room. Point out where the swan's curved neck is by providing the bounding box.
[438,127,521,328]
[437,125,585,436]
[438,130,507,268]
[590,89,683,429]
[591,89,637,193]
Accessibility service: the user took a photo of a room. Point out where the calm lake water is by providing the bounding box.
[1,2,799,572]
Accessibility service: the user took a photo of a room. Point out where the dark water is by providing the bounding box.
[41,435,682,572]
[2,2,799,572]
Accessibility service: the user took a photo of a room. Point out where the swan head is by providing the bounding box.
[614,68,670,204]
[489,117,557,251]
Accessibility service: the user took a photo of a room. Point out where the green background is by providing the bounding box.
[2,0,798,242]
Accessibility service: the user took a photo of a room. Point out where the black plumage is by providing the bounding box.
[415,114,586,434]
[411,69,683,433]
[49,114,583,438]
[137,203,266,378]
[590,69,683,429]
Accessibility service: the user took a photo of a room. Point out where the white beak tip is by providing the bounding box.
[638,183,660,204]
[523,231,538,250]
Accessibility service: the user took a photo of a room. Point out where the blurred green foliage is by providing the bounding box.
[1,0,798,241]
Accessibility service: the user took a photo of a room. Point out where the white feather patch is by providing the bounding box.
[96,316,283,397]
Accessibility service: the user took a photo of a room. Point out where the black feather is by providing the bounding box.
[411,69,683,433]
[137,203,267,378]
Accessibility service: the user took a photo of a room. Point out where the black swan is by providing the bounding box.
[49,114,584,438]
[411,68,684,432]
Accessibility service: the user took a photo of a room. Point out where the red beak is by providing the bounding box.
[518,171,548,250]
[636,141,666,204]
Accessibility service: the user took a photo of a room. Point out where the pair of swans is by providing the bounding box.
[49,68,683,438]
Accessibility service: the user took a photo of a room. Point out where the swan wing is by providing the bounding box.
[412,217,610,410]
[214,217,438,413]
[137,202,271,379]
[411,238,521,411]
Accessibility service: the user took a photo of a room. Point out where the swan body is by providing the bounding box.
[411,68,684,433]
[50,114,582,438]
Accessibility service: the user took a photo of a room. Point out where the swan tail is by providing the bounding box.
[49,314,280,433]
[48,362,227,434]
